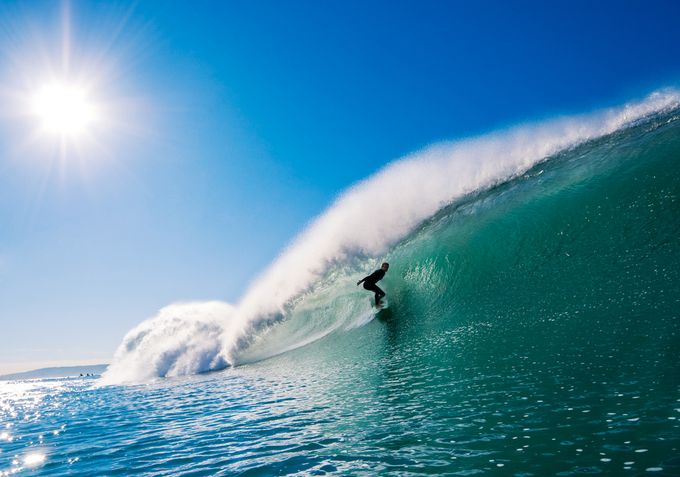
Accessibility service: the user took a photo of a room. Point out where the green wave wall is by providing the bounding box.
[241,108,680,374]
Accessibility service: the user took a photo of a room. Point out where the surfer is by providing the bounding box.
[357,262,389,307]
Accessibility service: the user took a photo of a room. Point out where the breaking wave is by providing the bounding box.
[101,90,680,384]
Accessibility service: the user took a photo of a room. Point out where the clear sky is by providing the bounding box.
[1,0,679,373]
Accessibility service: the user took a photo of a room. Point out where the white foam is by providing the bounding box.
[103,90,679,383]
[100,301,233,384]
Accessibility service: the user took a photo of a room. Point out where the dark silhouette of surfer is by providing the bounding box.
[357,262,389,307]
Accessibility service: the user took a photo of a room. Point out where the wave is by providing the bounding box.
[101,90,680,384]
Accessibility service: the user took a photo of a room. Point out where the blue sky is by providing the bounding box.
[1,0,679,373]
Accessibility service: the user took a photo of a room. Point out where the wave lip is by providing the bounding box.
[103,90,680,384]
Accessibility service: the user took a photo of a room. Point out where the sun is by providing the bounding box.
[2,2,146,168]
[31,82,97,137]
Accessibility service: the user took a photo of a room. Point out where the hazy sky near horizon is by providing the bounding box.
[1,0,680,373]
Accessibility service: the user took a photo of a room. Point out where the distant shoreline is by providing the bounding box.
[0,364,109,381]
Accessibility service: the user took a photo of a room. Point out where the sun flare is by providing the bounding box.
[31,82,97,136]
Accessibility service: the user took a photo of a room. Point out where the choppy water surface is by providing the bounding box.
[3,106,680,475]
[1,334,679,477]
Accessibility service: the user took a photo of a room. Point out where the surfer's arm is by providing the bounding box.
[358,270,381,285]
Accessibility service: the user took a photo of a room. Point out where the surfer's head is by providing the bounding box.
[381,262,389,271]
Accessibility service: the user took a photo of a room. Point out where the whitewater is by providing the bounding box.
[102,90,680,384]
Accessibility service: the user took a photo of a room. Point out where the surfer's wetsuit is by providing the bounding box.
[359,269,386,306]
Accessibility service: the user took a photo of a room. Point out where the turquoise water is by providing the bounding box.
[2,106,680,475]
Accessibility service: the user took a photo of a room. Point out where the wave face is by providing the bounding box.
[102,91,680,384]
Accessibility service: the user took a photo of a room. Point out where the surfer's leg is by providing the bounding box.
[364,283,385,306]
[373,285,385,306]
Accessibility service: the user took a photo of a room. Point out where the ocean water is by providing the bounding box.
[2,95,680,476]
